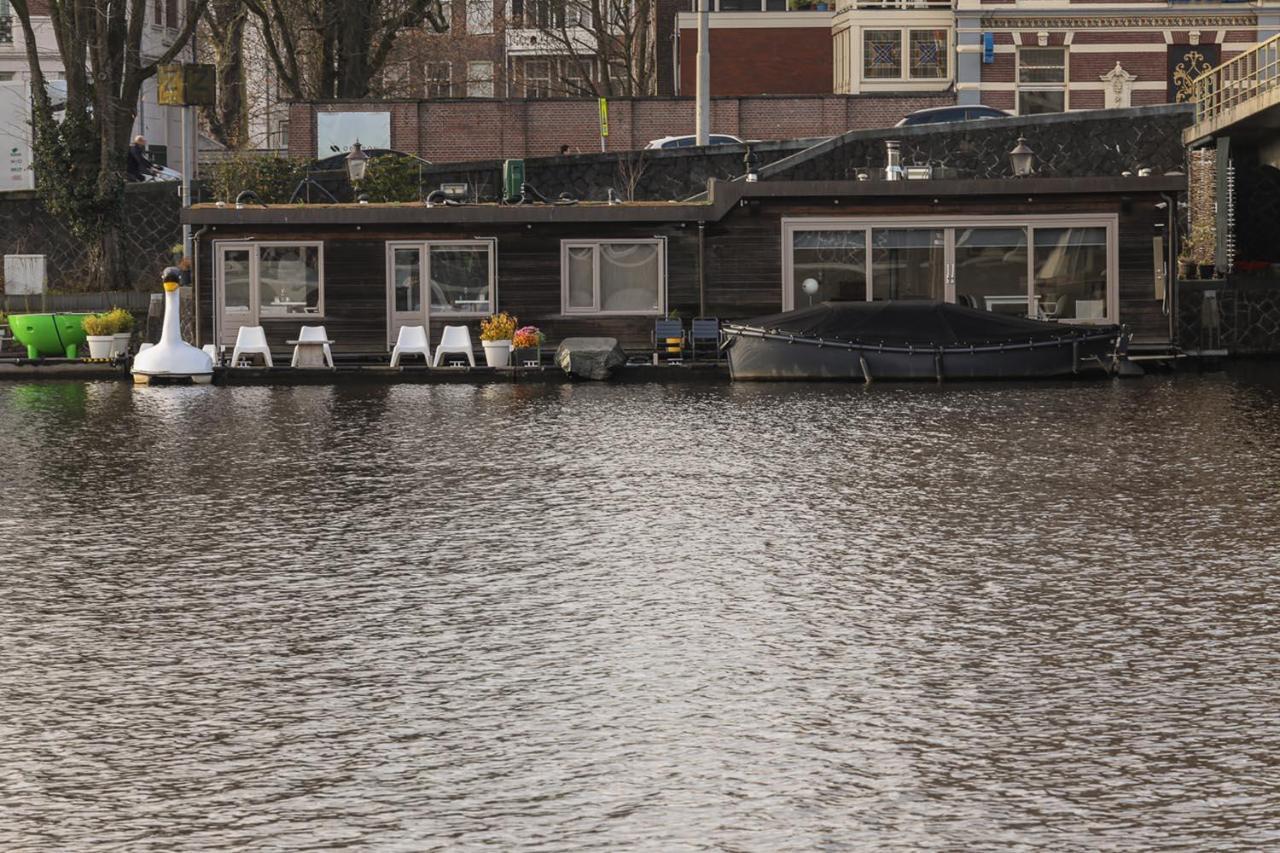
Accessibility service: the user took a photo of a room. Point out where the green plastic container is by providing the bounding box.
[7,313,93,359]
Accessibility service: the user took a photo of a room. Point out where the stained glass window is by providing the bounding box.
[864,30,901,80]
[909,30,947,79]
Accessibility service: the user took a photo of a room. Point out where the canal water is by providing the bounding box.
[1,369,1278,851]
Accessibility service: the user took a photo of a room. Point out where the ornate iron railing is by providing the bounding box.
[1191,32,1280,129]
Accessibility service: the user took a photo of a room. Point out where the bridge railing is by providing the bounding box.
[1192,33,1280,127]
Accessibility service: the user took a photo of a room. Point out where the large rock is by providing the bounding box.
[555,337,626,380]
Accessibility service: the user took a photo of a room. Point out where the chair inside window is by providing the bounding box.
[230,325,273,367]
[433,325,476,367]
[653,318,685,364]
[690,317,721,361]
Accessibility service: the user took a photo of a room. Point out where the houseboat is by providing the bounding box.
[184,176,1183,361]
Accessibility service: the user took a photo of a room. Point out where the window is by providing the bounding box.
[562,59,593,96]
[425,62,452,97]
[315,111,391,156]
[272,120,289,149]
[465,0,493,34]
[561,240,666,315]
[1018,47,1067,114]
[218,243,324,321]
[380,61,411,96]
[863,28,949,81]
[792,230,867,306]
[466,61,494,98]
[386,240,496,315]
[863,30,900,80]
[1033,227,1107,320]
[909,30,947,79]
[0,73,15,82]
[525,60,551,98]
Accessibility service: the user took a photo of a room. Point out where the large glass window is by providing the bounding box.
[562,240,665,315]
[1018,47,1067,115]
[1034,227,1107,321]
[792,230,867,306]
[315,112,391,157]
[954,227,1028,314]
[430,245,492,313]
[223,248,251,314]
[871,228,944,301]
[258,245,320,316]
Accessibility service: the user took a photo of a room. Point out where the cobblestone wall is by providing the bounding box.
[1179,278,1280,355]
[761,105,1195,182]
[0,183,181,293]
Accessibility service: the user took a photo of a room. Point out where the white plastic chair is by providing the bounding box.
[390,325,431,367]
[230,325,273,367]
[290,325,334,368]
[201,344,221,366]
[433,325,475,367]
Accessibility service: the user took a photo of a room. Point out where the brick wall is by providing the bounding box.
[676,27,834,97]
[289,93,955,162]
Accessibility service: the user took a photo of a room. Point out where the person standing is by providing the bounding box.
[127,136,156,181]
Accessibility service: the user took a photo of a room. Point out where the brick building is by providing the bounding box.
[674,7,836,96]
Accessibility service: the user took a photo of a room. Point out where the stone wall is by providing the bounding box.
[1179,278,1280,355]
[0,183,181,293]
[760,104,1195,182]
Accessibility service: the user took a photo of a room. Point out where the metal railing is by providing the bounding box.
[851,0,950,8]
[1191,32,1280,128]
[0,16,14,44]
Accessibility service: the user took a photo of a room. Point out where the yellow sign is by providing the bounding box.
[598,98,609,137]
[156,63,216,107]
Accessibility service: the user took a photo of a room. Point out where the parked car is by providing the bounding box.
[645,134,745,149]
[894,106,1011,127]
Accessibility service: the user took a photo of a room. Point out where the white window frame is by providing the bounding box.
[1016,46,1069,115]
[384,239,498,319]
[781,215,1118,324]
[524,59,552,98]
[425,61,452,98]
[465,0,493,34]
[214,241,326,345]
[466,61,495,98]
[560,238,667,316]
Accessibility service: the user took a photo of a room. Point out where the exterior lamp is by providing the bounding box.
[345,140,369,187]
[1009,137,1035,177]
[744,146,760,182]
[801,277,819,306]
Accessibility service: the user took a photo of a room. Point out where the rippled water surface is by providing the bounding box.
[2,369,1280,851]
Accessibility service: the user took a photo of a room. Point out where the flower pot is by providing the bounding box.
[86,335,115,359]
[512,346,541,367]
[112,332,132,356]
[482,339,512,367]
[1198,264,1216,280]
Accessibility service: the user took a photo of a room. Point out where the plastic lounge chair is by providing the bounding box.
[653,318,685,364]
[290,325,334,368]
[201,344,221,366]
[230,325,273,367]
[433,325,476,367]
[690,317,720,361]
[390,325,431,367]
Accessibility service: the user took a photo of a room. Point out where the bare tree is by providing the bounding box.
[615,148,648,200]
[517,0,656,98]
[11,0,208,289]
[200,0,250,148]
[243,0,450,100]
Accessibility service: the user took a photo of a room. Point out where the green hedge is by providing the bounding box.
[206,155,311,205]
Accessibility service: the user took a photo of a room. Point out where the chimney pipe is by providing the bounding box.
[885,140,901,181]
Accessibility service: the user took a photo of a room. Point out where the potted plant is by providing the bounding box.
[82,313,115,359]
[512,325,546,366]
[479,311,518,367]
[1182,223,1216,279]
[105,307,134,356]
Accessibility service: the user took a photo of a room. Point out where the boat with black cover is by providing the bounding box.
[722,301,1127,381]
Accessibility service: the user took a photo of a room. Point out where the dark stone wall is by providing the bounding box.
[0,183,181,293]
[761,105,1196,183]
[1179,278,1280,354]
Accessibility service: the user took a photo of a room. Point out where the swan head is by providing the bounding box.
[162,265,181,293]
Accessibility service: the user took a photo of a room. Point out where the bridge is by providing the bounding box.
[1184,33,1280,151]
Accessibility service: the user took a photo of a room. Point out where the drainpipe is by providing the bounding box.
[885,140,901,181]
[191,225,209,347]
[698,221,706,317]
[1162,191,1178,346]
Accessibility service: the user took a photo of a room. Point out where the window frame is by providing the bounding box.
[861,27,950,82]
[425,61,453,98]
[466,61,494,98]
[214,241,326,344]
[781,215,1118,324]
[384,238,499,319]
[1016,46,1069,115]
[560,238,667,317]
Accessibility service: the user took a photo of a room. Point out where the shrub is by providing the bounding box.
[480,312,518,342]
[82,314,114,336]
[206,154,311,205]
[104,307,134,332]
[358,155,426,203]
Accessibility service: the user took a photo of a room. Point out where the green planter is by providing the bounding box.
[7,313,93,359]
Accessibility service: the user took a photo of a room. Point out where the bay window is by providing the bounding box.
[863,28,948,81]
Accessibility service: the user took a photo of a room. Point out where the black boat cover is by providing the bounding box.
[736,301,1116,347]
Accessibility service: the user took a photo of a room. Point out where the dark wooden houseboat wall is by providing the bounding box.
[189,177,1182,355]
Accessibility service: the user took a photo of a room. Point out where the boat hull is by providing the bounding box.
[725,330,1119,381]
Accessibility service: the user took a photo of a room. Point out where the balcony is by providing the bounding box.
[1,16,14,45]
[851,0,950,7]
